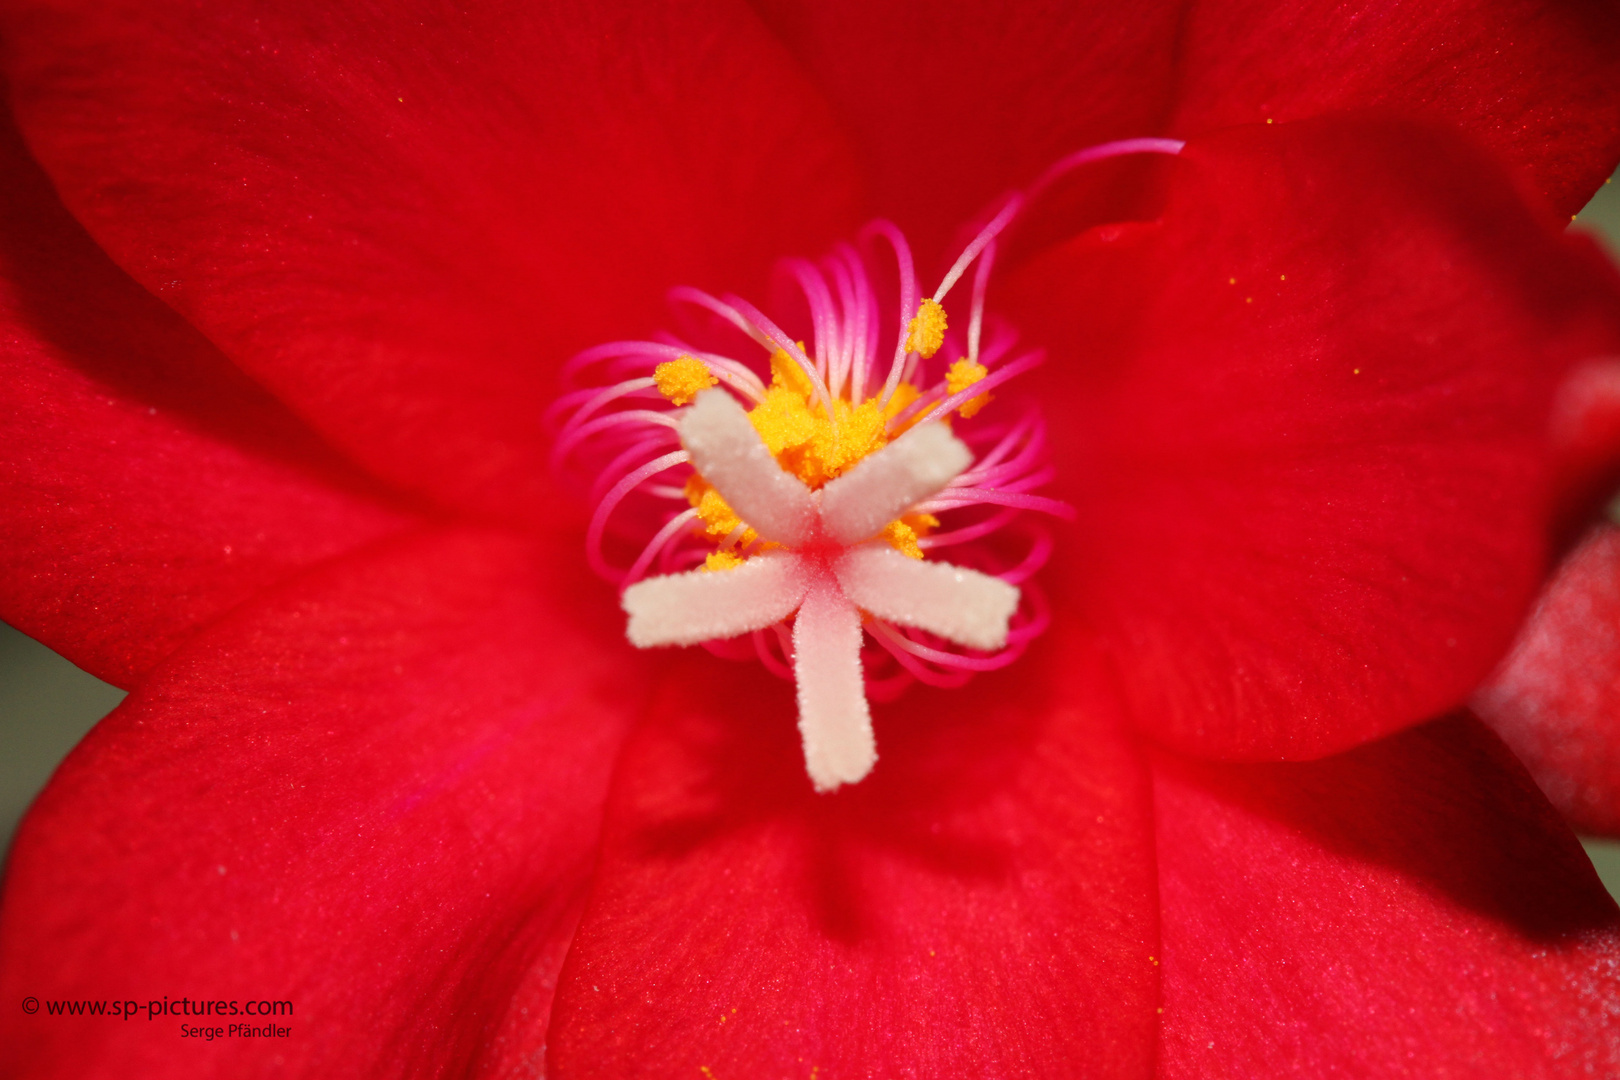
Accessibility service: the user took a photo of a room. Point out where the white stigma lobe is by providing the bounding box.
[622,389,1020,792]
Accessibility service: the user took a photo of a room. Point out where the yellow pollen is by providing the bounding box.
[905,298,947,359]
[881,513,939,559]
[945,358,992,419]
[747,347,888,488]
[653,355,718,405]
[882,380,924,433]
[679,344,950,562]
[685,474,758,546]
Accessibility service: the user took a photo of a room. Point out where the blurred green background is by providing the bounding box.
[4,172,1620,904]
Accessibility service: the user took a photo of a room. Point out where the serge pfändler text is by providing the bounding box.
[39,996,292,1021]
[181,1022,291,1040]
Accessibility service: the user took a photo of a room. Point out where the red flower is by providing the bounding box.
[3,2,1620,1076]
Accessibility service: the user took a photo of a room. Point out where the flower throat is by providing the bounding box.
[549,138,1184,790]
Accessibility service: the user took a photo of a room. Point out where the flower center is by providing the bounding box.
[549,138,1184,792]
[661,335,981,567]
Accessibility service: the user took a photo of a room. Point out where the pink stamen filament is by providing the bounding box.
[956,412,1043,481]
[967,238,996,364]
[752,625,795,680]
[667,286,777,353]
[862,220,919,408]
[624,507,701,584]
[782,257,839,390]
[919,489,1074,518]
[547,378,661,468]
[586,434,681,507]
[913,350,1046,428]
[916,507,1023,550]
[934,193,1023,304]
[722,293,836,422]
[586,450,690,583]
[1025,137,1186,206]
[872,619,1027,672]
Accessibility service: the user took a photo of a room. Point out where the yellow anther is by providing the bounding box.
[945,357,992,418]
[681,341,957,567]
[746,355,891,488]
[883,382,921,418]
[882,520,924,559]
[768,345,817,401]
[685,474,756,545]
[653,355,717,405]
[703,551,745,572]
[905,298,947,359]
[881,513,938,559]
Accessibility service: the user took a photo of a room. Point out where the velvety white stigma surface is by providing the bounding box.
[834,546,1019,652]
[819,424,973,546]
[794,570,875,791]
[622,387,1021,791]
[623,551,808,647]
[677,390,818,545]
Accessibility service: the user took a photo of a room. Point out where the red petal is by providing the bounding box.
[0,528,644,1078]
[548,641,1159,1077]
[1152,714,1620,1076]
[1476,525,1620,836]
[1170,0,1620,217]
[1549,354,1620,542]
[0,111,413,687]
[1008,118,1620,760]
[752,0,1185,263]
[1,1,862,524]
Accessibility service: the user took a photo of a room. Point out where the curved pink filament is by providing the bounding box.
[913,349,1046,427]
[553,410,679,473]
[588,434,683,508]
[997,528,1057,587]
[783,257,838,390]
[624,507,701,585]
[934,193,1022,304]
[861,220,919,408]
[548,378,660,463]
[877,619,1027,673]
[921,489,1075,518]
[724,293,835,420]
[586,451,690,583]
[917,506,1023,550]
[667,286,777,352]
[1025,137,1186,206]
[752,626,796,680]
[865,621,976,688]
[967,238,996,364]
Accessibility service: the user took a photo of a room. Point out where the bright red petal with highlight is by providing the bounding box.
[1152,714,1620,1077]
[1476,526,1620,836]
[549,642,1158,1078]
[0,1,861,525]
[0,113,412,688]
[0,529,644,1079]
[751,0,1184,263]
[1171,0,1620,217]
[1009,119,1620,761]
